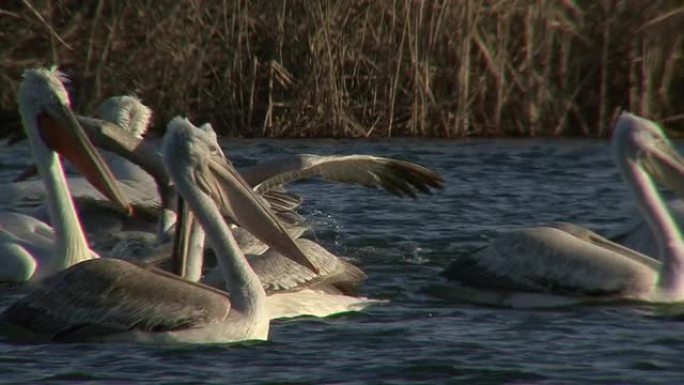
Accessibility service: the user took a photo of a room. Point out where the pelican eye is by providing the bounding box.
[207,144,220,155]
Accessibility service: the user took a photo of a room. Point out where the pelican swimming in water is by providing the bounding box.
[4,95,165,245]
[81,105,443,259]
[125,124,387,319]
[0,117,319,344]
[176,200,382,320]
[444,112,684,307]
[606,115,684,256]
[8,97,443,254]
[0,68,131,284]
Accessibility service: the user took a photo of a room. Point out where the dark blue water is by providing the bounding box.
[1,138,683,385]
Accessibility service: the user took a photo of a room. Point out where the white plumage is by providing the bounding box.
[0,117,318,344]
[444,112,684,307]
[0,68,131,284]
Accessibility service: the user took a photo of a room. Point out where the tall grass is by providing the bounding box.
[1,0,682,137]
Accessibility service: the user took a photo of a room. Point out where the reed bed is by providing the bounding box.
[1,0,683,137]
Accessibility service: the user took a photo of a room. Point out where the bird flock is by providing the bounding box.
[0,67,682,344]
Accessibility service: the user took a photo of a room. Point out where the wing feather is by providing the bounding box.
[444,226,658,296]
[248,239,366,294]
[244,154,443,198]
[1,259,230,342]
[199,157,316,272]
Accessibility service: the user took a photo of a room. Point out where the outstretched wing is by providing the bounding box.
[242,154,443,198]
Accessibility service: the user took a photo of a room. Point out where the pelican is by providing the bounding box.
[0,117,319,344]
[443,112,684,307]
[13,94,154,183]
[123,189,381,320]
[8,100,443,254]
[607,116,684,256]
[181,210,382,319]
[4,95,165,247]
[125,124,383,319]
[0,68,131,284]
[76,106,444,212]
[87,110,443,259]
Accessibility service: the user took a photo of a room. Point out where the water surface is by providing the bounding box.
[1,138,682,385]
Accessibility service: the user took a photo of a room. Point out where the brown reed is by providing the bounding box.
[1,0,682,137]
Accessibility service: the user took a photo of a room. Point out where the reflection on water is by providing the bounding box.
[1,138,683,385]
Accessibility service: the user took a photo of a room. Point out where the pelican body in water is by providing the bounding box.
[0,68,131,284]
[144,123,384,320]
[0,117,319,344]
[178,204,381,320]
[444,112,684,307]
[8,97,443,259]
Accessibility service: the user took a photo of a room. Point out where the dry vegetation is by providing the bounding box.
[1,0,683,137]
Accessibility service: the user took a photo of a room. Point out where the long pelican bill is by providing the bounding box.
[203,155,320,274]
[36,103,132,215]
[642,134,684,199]
[171,195,192,277]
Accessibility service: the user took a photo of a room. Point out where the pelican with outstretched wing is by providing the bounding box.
[152,124,384,320]
[0,117,319,344]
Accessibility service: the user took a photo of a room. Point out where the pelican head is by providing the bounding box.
[197,122,226,158]
[612,112,684,198]
[18,68,71,122]
[163,117,319,273]
[95,95,152,139]
[17,67,132,214]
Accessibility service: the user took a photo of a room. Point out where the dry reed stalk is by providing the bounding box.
[0,0,682,137]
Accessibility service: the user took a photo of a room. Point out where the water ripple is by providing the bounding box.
[1,139,683,384]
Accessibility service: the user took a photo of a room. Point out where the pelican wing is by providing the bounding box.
[248,239,366,295]
[233,219,309,256]
[0,176,158,213]
[547,222,660,269]
[0,212,101,267]
[1,259,230,342]
[245,154,443,198]
[267,290,383,320]
[260,188,303,213]
[444,226,658,296]
[199,156,318,272]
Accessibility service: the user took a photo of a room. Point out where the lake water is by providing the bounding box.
[1,138,683,385]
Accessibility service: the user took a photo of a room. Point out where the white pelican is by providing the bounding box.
[0,68,131,284]
[607,115,684,256]
[444,112,684,307]
[126,124,383,319]
[181,212,382,319]
[85,112,443,259]
[4,95,165,246]
[0,117,319,344]
[8,105,443,257]
[76,110,444,207]
[13,94,154,183]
